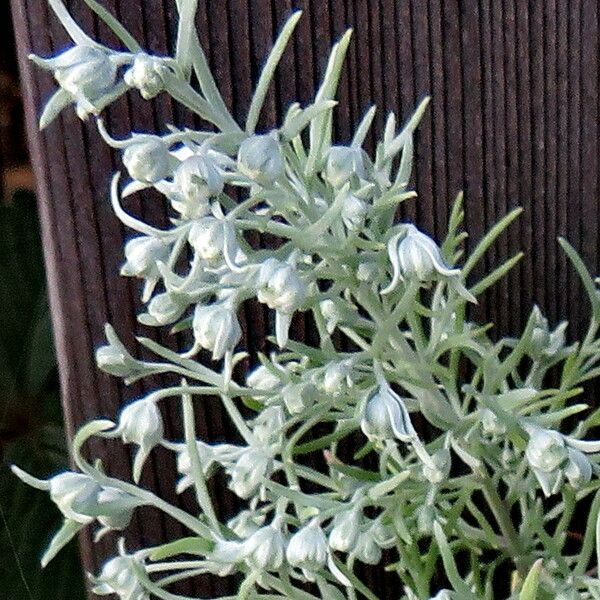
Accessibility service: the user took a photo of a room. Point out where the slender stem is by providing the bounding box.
[480,476,525,574]
[181,390,220,531]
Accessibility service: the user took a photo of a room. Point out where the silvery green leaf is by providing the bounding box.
[245,11,302,134]
[175,0,199,79]
[518,559,543,600]
[281,100,338,140]
[351,106,377,148]
[39,88,71,129]
[41,519,84,568]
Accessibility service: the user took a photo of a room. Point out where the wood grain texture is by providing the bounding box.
[9,0,600,596]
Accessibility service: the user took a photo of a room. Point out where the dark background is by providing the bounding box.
[5,0,600,598]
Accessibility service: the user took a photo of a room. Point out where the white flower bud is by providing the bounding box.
[257,258,306,314]
[124,53,167,100]
[382,225,460,294]
[325,146,366,188]
[525,427,569,497]
[328,507,361,553]
[121,236,170,280]
[564,447,592,489]
[257,258,307,347]
[174,154,224,205]
[320,299,342,334]
[93,487,140,531]
[192,302,242,360]
[242,517,286,571]
[48,472,99,523]
[93,555,147,599]
[237,134,284,184]
[530,306,567,360]
[282,381,318,415]
[352,529,382,565]
[32,45,121,119]
[322,361,352,396]
[252,406,285,445]
[422,448,451,484]
[95,326,141,378]
[144,292,187,326]
[246,364,281,391]
[480,408,506,436]
[122,137,172,183]
[341,193,368,231]
[12,468,139,529]
[286,518,328,572]
[526,428,568,473]
[227,447,273,499]
[188,217,239,266]
[175,442,242,493]
[117,399,164,482]
[360,382,415,442]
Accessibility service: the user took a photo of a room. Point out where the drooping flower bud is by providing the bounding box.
[174,154,224,205]
[92,487,140,531]
[192,302,242,360]
[175,441,242,493]
[320,299,342,334]
[31,45,123,121]
[48,472,100,523]
[11,467,139,532]
[341,193,368,231]
[256,258,307,347]
[143,292,188,326]
[325,146,366,188]
[281,381,318,415]
[242,517,286,571]
[227,446,273,499]
[121,236,170,280]
[480,408,507,437]
[188,217,240,267]
[257,258,306,314]
[328,506,362,553]
[95,325,142,378]
[92,554,148,600]
[124,53,167,100]
[525,427,569,497]
[529,305,567,361]
[564,447,592,489]
[351,520,392,565]
[360,381,415,443]
[321,360,352,396]
[252,406,285,445]
[237,133,284,184]
[421,448,451,484]
[246,364,282,391]
[122,137,173,184]
[117,399,164,482]
[286,518,328,573]
[382,225,461,294]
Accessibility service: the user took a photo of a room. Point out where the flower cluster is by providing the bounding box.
[15,2,600,599]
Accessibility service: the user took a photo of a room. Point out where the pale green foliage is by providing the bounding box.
[15,1,600,599]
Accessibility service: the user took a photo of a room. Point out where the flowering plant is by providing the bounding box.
[15,1,600,599]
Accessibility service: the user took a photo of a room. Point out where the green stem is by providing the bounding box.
[181,390,220,531]
[480,477,526,574]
